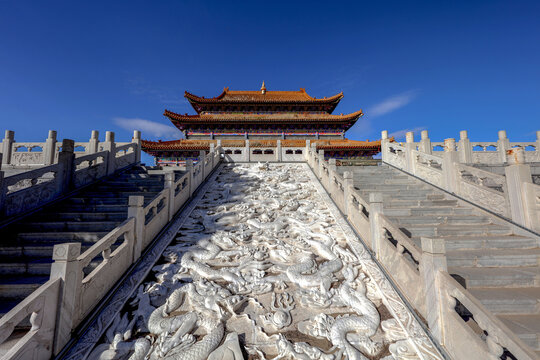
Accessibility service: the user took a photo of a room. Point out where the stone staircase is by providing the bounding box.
[342,164,540,354]
[0,165,165,319]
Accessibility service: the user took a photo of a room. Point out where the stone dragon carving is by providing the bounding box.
[88,164,441,360]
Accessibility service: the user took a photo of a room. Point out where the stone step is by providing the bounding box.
[51,204,130,213]
[31,211,127,222]
[388,215,491,226]
[13,221,119,233]
[447,248,540,267]
[432,235,538,251]
[383,206,474,217]
[384,199,459,208]
[469,287,540,314]
[450,266,539,288]
[498,314,540,351]
[0,275,49,298]
[0,257,52,275]
[16,231,110,244]
[355,184,426,191]
[92,185,164,192]
[81,191,161,198]
[401,223,511,238]
[0,243,94,258]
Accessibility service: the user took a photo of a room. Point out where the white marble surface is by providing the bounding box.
[87,163,443,360]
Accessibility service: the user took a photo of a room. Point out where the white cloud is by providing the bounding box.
[113,118,182,139]
[368,90,418,118]
[389,127,426,140]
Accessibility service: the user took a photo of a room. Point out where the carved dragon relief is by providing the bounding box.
[88,163,442,360]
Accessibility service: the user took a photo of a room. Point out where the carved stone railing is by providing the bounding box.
[307,155,537,359]
[0,131,141,219]
[0,278,61,360]
[412,149,444,188]
[378,214,426,315]
[1,129,142,167]
[72,151,108,188]
[142,189,170,250]
[382,130,540,231]
[0,147,222,358]
[75,218,136,325]
[455,162,510,217]
[2,163,64,216]
[437,271,537,359]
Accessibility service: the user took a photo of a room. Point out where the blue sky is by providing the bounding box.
[0,1,539,164]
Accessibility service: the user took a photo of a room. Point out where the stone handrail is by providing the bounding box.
[165,172,190,219]
[0,147,221,358]
[0,131,141,219]
[377,214,426,315]
[72,150,108,188]
[346,189,371,240]
[2,130,142,167]
[75,218,136,325]
[412,149,444,188]
[437,271,537,359]
[454,162,510,217]
[308,154,535,359]
[0,278,61,360]
[523,182,540,231]
[143,188,170,250]
[382,131,540,230]
[2,162,64,217]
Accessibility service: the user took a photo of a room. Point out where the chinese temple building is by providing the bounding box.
[142,83,383,165]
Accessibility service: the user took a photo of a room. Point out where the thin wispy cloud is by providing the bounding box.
[114,118,182,139]
[368,90,418,118]
[389,127,426,140]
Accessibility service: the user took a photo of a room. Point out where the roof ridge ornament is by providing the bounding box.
[261,81,266,94]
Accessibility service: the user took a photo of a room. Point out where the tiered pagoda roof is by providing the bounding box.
[164,109,363,131]
[185,84,344,113]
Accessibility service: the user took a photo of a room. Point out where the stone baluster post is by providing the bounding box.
[442,138,459,193]
[497,130,510,163]
[50,242,82,354]
[245,139,250,162]
[186,159,195,196]
[381,130,389,162]
[103,131,117,175]
[276,140,282,162]
[504,147,533,227]
[305,140,310,162]
[328,158,337,194]
[457,130,473,164]
[1,130,14,165]
[343,171,353,216]
[419,130,432,154]
[88,130,99,154]
[318,150,325,179]
[58,139,75,193]
[44,130,57,165]
[132,130,141,163]
[128,195,145,260]
[164,172,176,221]
[405,131,416,174]
[369,193,384,256]
[199,150,206,179]
[420,237,447,344]
[209,143,215,168]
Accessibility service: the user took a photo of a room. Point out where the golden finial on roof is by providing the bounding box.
[261,81,266,94]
